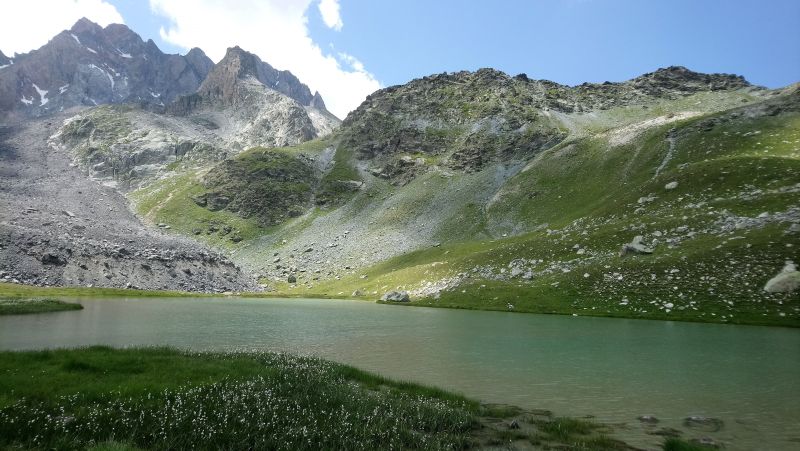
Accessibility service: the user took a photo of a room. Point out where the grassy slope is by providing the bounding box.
[129,139,331,249]
[0,282,193,299]
[0,299,83,315]
[122,89,798,327]
[276,101,800,327]
[0,347,637,451]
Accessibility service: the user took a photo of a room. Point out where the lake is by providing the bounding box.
[1,297,798,450]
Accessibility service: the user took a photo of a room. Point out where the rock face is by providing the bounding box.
[338,66,751,183]
[166,46,340,148]
[0,118,256,292]
[0,50,11,67]
[381,291,411,302]
[764,261,800,293]
[0,18,213,119]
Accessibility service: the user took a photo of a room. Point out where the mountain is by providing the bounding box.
[0,18,213,119]
[0,19,339,292]
[131,67,799,326]
[167,46,340,147]
[0,50,11,67]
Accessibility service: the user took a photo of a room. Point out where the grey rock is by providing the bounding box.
[764,261,800,293]
[684,416,724,432]
[381,291,410,302]
[619,236,654,257]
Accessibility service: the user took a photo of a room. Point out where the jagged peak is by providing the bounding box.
[70,17,103,34]
[311,91,326,110]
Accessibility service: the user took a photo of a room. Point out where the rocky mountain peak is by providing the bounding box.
[311,91,326,110]
[630,65,750,95]
[0,50,10,67]
[69,17,103,34]
[0,18,213,119]
[198,46,316,107]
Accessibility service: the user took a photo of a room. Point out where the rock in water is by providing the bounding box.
[619,235,654,257]
[764,261,800,293]
[381,291,410,302]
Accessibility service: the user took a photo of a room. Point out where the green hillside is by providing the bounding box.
[126,70,800,326]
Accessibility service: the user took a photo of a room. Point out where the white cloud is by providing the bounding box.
[0,0,123,56]
[318,0,343,31]
[150,0,380,118]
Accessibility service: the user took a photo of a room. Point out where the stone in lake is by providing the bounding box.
[381,291,410,302]
[638,415,659,424]
[684,415,724,432]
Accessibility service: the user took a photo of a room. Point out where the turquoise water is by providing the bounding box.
[1,297,798,450]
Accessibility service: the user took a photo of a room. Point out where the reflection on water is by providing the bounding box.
[1,297,798,450]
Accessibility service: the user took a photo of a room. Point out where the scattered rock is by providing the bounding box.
[619,236,654,257]
[764,261,800,293]
[381,291,410,302]
[665,181,679,190]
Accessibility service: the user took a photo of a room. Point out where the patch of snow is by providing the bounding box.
[20,95,33,105]
[86,47,97,54]
[149,91,161,98]
[59,84,70,94]
[71,33,81,45]
[32,83,49,106]
[117,49,132,58]
[0,64,8,70]
[88,64,114,90]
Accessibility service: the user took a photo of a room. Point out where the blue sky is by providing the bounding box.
[2,0,798,116]
[117,0,799,88]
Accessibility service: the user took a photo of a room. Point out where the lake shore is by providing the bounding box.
[0,346,653,450]
[5,281,795,328]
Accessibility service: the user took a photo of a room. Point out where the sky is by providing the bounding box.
[1,0,798,118]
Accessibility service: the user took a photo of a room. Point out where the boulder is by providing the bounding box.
[684,416,723,432]
[381,291,410,302]
[764,261,800,293]
[619,236,654,257]
[287,274,297,284]
[665,181,679,190]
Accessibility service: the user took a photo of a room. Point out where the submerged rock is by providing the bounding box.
[764,261,800,293]
[684,416,724,432]
[381,291,410,302]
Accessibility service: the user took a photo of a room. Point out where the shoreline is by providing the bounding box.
[2,281,797,328]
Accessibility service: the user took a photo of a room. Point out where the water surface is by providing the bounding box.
[1,297,798,450]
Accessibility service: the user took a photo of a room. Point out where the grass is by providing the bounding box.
[0,299,83,315]
[0,347,478,450]
[266,102,800,328]
[0,347,641,450]
[662,437,718,451]
[130,171,266,248]
[0,282,193,300]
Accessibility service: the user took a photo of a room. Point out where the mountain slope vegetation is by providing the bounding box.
[121,67,799,326]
